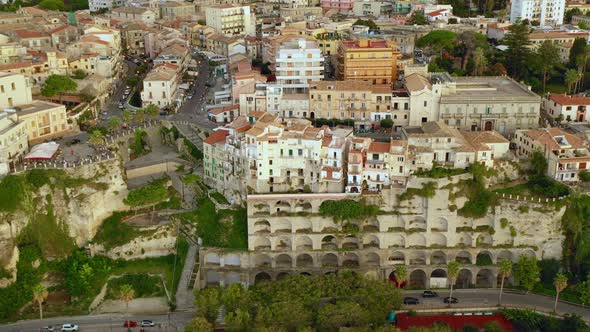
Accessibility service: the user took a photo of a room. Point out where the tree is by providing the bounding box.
[533,40,560,93]
[317,301,371,330]
[514,254,540,293]
[484,321,505,332]
[107,116,121,133]
[134,108,146,123]
[553,273,568,312]
[580,22,588,30]
[472,47,488,75]
[72,69,87,80]
[380,118,393,128]
[88,130,105,147]
[416,30,458,55]
[41,75,78,99]
[126,76,140,87]
[498,259,513,305]
[490,63,507,76]
[144,104,159,120]
[221,283,250,313]
[394,265,408,288]
[226,308,252,331]
[566,8,583,23]
[566,69,580,94]
[447,261,460,306]
[502,23,531,79]
[119,284,135,317]
[32,284,48,321]
[578,277,590,306]
[353,19,378,31]
[121,109,133,125]
[255,299,313,330]
[407,10,428,25]
[184,317,213,332]
[529,151,548,177]
[194,287,222,323]
[38,0,65,11]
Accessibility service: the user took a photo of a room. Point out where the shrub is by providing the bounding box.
[500,218,508,229]
[26,169,51,189]
[518,205,530,213]
[106,274,164,299]
[579,171,590,182]
[319,199,380,221]
[399,182,437,201]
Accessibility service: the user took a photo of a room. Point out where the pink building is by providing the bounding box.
[322,0,355,13]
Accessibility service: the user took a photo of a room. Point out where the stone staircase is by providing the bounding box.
[174,243,198,310]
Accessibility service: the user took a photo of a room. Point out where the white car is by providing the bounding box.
[141,320,155,327]
[61,324,79,331]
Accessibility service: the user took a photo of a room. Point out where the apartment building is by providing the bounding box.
[275,38,324,92]
[110,7,157,25]
[0,111,27,174]
[0,51,68,87]
[510,0,565,25]
[69,53,118,79]
[159,1,196,19]
[140,64,180,109]
[308,80,392,129]
[153,43,190,68]
[0,42,26,65]
[514,128,590,181]
[13,30,51,51]
[89,0,126,12]
[0,72,32,109]
[528,30,590,49]
[336,39,400,85]
[204,5,255,37]
[396,72,541,134]
[352,0,393,17]
[49,25,79,50]
[322,0,355,13]
[543,93,590,122]
[17,100,69,143]
[121,22,148,56]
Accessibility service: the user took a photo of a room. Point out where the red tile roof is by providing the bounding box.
[369,142,390,153]
[50,25,71,34]
[427,9,447,17]
[208,104,239,115]
[204,129,230,145]
[15,29,45,39]
[549,93,590,106]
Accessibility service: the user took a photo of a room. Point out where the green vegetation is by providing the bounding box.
[416,30,458,52]
[124,178,168,210]
[126,76,140,87]
[106,274,164,299]
[179,198,247,249]
[501,308,588,332]
[413,166,467,178]
[132,130,147,157]
[209,191,229,205]
[495,177,570,199]
[40,75,77,98]
[398,182,437,201]
[72,70,87,80]
[514,254,541,293]
[406,10,427,25]
[319,199,380,221]
[193,273,402,331]
[579,170,590,182]
[352,19,378,31]
[312,118,355,128]
[562,195,590,281]
[457,164,496,219]
[500,218,508,229]
[92,212,156,250]
[183,138,203,161]
[379,118,393,128]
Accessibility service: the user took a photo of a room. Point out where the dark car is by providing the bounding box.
[443,297,459,304]
[422,291,438,298]
[124,321,137,328]
[403,297,420,305]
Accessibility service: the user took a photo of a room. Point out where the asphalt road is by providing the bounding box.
[403,289,590,320]
[0,312,194,332]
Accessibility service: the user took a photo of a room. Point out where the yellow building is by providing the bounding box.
[17,100,70,143]
[312,30,341,56]
[336,39,399,85]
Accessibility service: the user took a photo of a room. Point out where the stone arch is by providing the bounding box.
[226,272,241,285]
[409,269,427,289]
[407,233,426,247]
[321,253,339,267]
[277,272,291,280]
[476,268,495,288]
[431,268,447,278]
[224,254,241,267]
[457,233,472,248]
[365,252,381,266]
[205,253,220,266]
[321,235,338,250]
[275,236,291,251]
[254,237,271,251]
[342,235,360,249]
[476,233,493,247]
[409,216,427,229]
[253,254,271,268]
[254,271,271,284]
[497,250,514,262]
[295,235,313,250]
[363,234,380,249]
[476,250,494,265]
[521,249,537,259]
[409,251,427,265]
[296,253,314,268]
[275,200,291,213]
[432,217,448,232]
[273,219,291,234]
[457,269,473,289]
[275,253,293,268]
[300,272,312,276]
[253,219,271,234]
[253,203,270,214]
[294,201,312,213]
[455,251,473,265]
[388,251,405,265]
[342,253,360,268]
[430,233,447,247]
[363,217,379,232]
[206,271,221,287]
[294,218,312,233]
[430,251,447,265]
[388,234,405,248]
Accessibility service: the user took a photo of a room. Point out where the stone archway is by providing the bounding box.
[275,237,292,251]
[430,233,447,247]
[497,250,514,262]
[296,253,314,268]
[430,269,448,288]
[275,253,293,268]
[365,252,380,266]
[476,250,494,266]
[476,269,495,288]
[388,234,405,248]
[254,272,272,284]
[295,236,313,250]
[342,253,360,268]
[253,254,271,268]
[277,272,291,280]
[388,251,405,265]
[363,234,380,249]
[253,220,271,234]
[321,235,337,250]
[321,253,338,267]
[455,251,473,265]
[254,237,271,251]
[409,269,427,289]
[430,251,447,265]
[407,233,426,248]
[409,251,427,265]
[457,269,473,289]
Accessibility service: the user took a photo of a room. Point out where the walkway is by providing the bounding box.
[175,244,198,311]
[172,121,205,149]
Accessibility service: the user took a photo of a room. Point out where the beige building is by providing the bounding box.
[110,7,157,25]
[141,64,180,109]
[0,111,28,174]
[121,22,149,56]
[159,1,195,19]
[204,5,255,37]
[0,72,32,109]
[336,39,400,85]
[17,100,69,143]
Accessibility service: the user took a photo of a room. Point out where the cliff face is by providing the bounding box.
[0,158,129,281]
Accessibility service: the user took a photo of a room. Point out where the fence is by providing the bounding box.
[496,192,568,204]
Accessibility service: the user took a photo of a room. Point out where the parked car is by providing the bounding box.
[159,111,168,116]
[422,291,438,298]
[140,320,155,327]
[403,297,420,305]
[124,321,137,328]
[118,103,124,109]
[188,94,193,100]
[443,297,459,304]
[61,324,79,331]
[70,138,81,145]
[43,326,55,331]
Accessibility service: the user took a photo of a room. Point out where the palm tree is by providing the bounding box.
[134,109,146,124]
[32,284,48,321]
[498,259,513,306]
[394,265,408,289]
[553,273,568,312]
[88,130,105,147]
[119,284,135,316]
[447,261,460,307]
[566,69,579,94]
[144,104,159,120]
[121,109,133,125]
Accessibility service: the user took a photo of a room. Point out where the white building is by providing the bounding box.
[0,72,32,109]
[0,111,27,174]
[89,0,126,12]
[542,93,590,122]
[275,38,324,93]
[204,5,255,37]
[510,0,565,26]
[140,64,180,109]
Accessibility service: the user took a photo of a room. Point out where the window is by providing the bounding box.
[397,157,404,162]
[372,153,379,160]
[424,101,427,107]
[11,82,15,90]
[289,149,293,156]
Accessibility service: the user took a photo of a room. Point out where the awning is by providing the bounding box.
[25,142,60,161]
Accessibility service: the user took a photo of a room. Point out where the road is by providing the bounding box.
[0,312,194,332]
[402,289,590,321]
[102,59,139,118]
